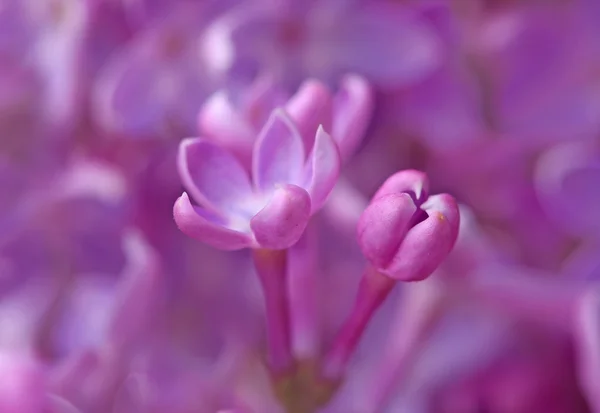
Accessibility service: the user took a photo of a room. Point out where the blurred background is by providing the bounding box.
[1,0,600,412]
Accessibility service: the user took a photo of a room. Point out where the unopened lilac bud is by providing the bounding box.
[384,194,459,281]
[358,171,459,281]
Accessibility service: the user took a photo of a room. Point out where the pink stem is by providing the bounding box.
[287,227,320,360]
[322,265,395,379]
[252,249,293,374]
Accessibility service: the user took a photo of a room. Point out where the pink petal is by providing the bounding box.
[197,91,255,163]
[357,193,418,270]
[384,194,460,281]
[178,138,253,215]
[173,193,252,250]
[252,109,306,191]
[332,75,374,161]
[373,170,429,205]
[284,79,333,152]
[302,126,341,212]
[250,184,311,250]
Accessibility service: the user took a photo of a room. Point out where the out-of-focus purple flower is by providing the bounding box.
[199,75,374,164]
[49,230,162,413]
[174,109,340,250]
[202,0,442,90]
[358,170,460,282]
[0,0,90,132]
[0,158,130,297]
[535,139,600,239]
[93,3,220,139]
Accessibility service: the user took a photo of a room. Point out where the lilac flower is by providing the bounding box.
[93,3,220,139]
[535,139,600,239]
[49,230,161,413]
[198,75,374,164]
[357,170,460,282]
[202,0,442,90]
[174,109,340,251]
[322,170,460,380]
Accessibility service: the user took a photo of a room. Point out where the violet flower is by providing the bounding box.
[198,74,374,164]
[93,3,220,139]
[535,139,600,239]
[175,107,340,377]
[174,109,340,251]
[202,0,441,90]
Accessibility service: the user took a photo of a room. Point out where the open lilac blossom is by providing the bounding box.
[174,109,340,251]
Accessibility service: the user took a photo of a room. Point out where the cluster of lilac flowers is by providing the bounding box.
[1,0,600,412]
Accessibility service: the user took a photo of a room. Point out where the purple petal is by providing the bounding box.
[173,193,252,250]
[535,141,600,237]
[197,91,255,163]
[373,170,430,205]
[384,194,460,281]
[252,109,305,192]
[332,75,374,161]
[357,193,418,270]
[107,232,161,352]
[284,79,333,152]
[395,64,486,150]
[178,138,253,215]
[330,4,441,88]
[302,126,341,212]
[250,184,311,250]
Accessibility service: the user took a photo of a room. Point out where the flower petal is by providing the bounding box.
[357,193,418,270]
[178,138,253,215]
[250,184,311,250]
[330,4,441,88]
[332,75,374,161]
[357,193,417,268]
[197,90,255,163]
[373,170,429,205]
[303,126,341,212]
[252,109,305,192]
[173,192,252,250]
[383,194,459,281]
[284,79,333,152]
